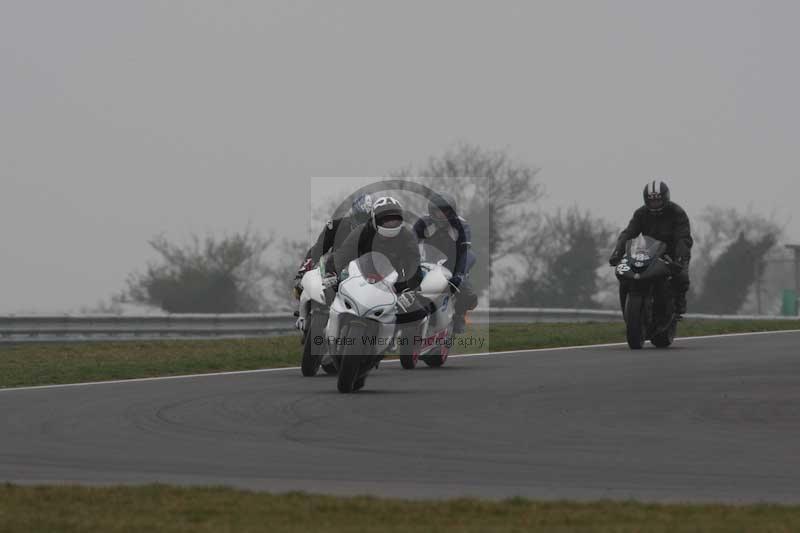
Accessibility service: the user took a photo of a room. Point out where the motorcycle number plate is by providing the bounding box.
[617,264,631,273]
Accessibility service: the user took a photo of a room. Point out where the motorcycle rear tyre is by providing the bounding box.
[301,313,325,377]
[399,332,418,369]
[652,319,677,348]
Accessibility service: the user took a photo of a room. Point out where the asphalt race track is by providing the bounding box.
[2,331,799,503]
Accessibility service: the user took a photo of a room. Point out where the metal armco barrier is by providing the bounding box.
[0,313,296,342]
[0,308,796,342]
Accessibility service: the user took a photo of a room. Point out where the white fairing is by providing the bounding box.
[413,261,455,352]
[325,255,398,351]
[298,268,326,326]
[301,268,325,305]
[419,261,451,299]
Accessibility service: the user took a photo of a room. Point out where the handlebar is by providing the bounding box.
[395,299,438,324]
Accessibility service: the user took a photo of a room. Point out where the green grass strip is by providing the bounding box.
[1,484,799,533]
[1,320,798,388]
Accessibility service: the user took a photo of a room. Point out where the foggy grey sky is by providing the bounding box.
[2,1,799,313]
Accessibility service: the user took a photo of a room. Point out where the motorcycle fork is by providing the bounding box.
[419,315,430,342]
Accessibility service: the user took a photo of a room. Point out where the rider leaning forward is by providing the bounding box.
[609,180,693,317]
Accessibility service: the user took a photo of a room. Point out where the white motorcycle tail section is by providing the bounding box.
[419,263,451,299]
[408,261,455,359]
[298,268,325,324]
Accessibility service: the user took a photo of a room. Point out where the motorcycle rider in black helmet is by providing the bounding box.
[413,192,478,333]
[293,193,373,300]
[609,180,693,316]
[328,196,425,304]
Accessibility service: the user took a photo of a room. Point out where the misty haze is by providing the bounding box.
[2,1,799,315]
[5,2,800,528]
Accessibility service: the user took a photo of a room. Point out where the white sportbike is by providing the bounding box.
[396,244,457,369]
[325,252,403,393]
[296,258,338,377]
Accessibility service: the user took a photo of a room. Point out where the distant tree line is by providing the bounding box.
[123,230,276,313]
[111,144,784,316]
[687,207,782,314]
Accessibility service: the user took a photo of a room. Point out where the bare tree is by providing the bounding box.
[691,206,783,289]
[392,143,545,298]
[125,229,275,313]
[394,143,544,258]
[503,206,613,308]
[690,207,783,314]
[264,238,310,312]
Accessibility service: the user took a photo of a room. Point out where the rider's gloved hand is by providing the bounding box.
[609,250,623,267]
[322,274,339,289]
[295,258,315,280]
[449,274,464,294]
[397,289,416,312]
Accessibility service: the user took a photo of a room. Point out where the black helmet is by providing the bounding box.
[643,180,670,214]
[371,196,404,238]
[428,192,459,223]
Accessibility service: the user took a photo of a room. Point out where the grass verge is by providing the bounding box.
[1,320,798,388]
[1,484,799,533]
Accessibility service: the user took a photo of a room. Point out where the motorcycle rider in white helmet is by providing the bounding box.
[327,196,424,311]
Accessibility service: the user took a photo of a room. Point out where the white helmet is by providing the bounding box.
[371,196,404,238]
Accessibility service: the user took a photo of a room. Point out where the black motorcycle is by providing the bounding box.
[614,236,682,349]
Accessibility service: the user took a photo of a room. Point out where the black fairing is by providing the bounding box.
[616,258,671,282]
[616,236,676,340]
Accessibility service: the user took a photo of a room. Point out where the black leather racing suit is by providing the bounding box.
[413,215,478,315]
[328,223,424,294]
[612,202,693,313]
[296,216,360,277]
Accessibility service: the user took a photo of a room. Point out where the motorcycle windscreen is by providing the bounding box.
[420,243,449,265]
[352,252,399,288]
[625,235,667,260]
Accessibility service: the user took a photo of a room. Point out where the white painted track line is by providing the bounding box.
[1,328,798,393]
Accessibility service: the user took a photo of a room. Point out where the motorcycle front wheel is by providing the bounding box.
[624,293,646,350]
[337,321,369,393]
[398,329,418,369]
[423,328,452,367]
